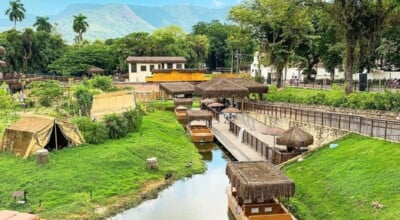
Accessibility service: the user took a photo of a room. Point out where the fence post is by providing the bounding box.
[321,113,324,126]
[371,119,374,137]
[359,117,362,133]
[384,120,388,139]
[338,114,341,129]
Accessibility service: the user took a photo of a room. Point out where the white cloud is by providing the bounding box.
[212,0,225,7]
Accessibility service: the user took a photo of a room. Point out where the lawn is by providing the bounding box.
[0,111,205,219]
[282,133,400,220]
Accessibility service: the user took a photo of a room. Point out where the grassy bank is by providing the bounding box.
[0,111,205,219]
[282,133,400,219]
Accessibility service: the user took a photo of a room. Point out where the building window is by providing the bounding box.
[167,63,173,69]
[132,64,137,73]
[150,65,155,71]
[141,65,147,71]
[176,64,182,69]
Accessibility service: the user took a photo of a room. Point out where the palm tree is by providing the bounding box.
[33,16,52,32]
[73,13,89,43]
[5,0,26,29]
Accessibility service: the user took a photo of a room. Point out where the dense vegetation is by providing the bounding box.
[265,86,400,112]
[283,133,400,219]
[0,111,205,219]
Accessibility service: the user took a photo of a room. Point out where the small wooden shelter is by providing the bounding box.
[229,78,269,94]
[159,82,195,97]
[86,65,104,76]
[276,126,313,151]
[195,78,249,98]
[226,161,295,220]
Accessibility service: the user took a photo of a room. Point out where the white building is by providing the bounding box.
[126,56,186,82]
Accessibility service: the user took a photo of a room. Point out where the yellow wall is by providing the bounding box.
[146,70,211,82]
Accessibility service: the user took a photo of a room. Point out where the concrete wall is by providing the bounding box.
[249,112,349,151]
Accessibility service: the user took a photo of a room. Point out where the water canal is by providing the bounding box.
[110,142,235,220]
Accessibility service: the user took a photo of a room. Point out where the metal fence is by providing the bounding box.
[244,102,400,142]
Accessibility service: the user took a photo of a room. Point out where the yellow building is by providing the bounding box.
[146,69,211,83]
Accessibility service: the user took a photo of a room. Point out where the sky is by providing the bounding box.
[0,0,240,17]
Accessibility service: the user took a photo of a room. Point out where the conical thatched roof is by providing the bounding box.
[160,82,194,95]
[0,60,6,68]
[208,102,224,107]
[0,46,5,56]
[261,127,285,136]
[222,107,241,113]
[186,110,213,121]
[276,126,314,147]
[173,98,193,107]
[226,161,295,200]
[87,66,104,74]
[195,78,249,98]
[229,78,268,93]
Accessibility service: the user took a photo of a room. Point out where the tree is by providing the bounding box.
[21,28,34,73]
[28,80,64,107]
[230,0,312,87]
[5,0,25,29]
[73,13,89,44]
[33,16,52,33]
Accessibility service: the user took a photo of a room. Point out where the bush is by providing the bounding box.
[104,113,129,139]
[123,106,144,132]
[71,117,108,144]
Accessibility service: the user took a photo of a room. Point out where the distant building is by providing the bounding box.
[126,56,186,82]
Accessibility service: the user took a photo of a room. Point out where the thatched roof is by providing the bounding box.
[222,107,241,113]
[200,98,216,103]
[229,78,268,93]
[173,98,193,107]
[226,161,295,200]
[0,46,5,55]
[195,78,249,98]
[261,127,285,136]
[160,82,194,95]
[87,66,104,74]
[0,60,6,68]
[126,56,186,63]
[276,126,314,147]
[186,110,213,121]
[208,102,224,107]
[175,105,188,110]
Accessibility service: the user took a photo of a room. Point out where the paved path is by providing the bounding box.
[212,119,266,162]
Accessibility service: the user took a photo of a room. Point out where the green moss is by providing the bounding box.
[0,111,205,219]
[282,133,400,219]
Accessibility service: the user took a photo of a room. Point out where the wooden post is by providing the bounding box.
[371,119,374,137]
[359,117,362,133]
[338,114,341,129]
[384,120,388,139]
[54,122,58,150]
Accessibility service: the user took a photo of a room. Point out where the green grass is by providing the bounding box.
[282,133,400,220]
[0,111,205,219]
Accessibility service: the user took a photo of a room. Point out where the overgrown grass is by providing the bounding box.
[0,111,205,219]
[282,133,400,219]
[0,111,19,136]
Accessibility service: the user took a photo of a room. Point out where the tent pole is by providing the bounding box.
[54,122,58,150]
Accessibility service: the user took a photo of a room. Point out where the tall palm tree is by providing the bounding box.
[33,16,52,32]
[5,0,26,29]
[73,13,89,43]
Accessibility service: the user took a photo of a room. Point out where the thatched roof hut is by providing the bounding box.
[0,60,6,68]
[160,82,194,96]
[195,78,249,98]
[229,78,268,93]
[0,46,5,56]
[86,66,104,75]
[226,161,295,201]
[173,98,193,107]
[186,110,213,122]
[276,126,314,148]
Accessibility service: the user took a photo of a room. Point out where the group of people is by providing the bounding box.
[224,112,237,123]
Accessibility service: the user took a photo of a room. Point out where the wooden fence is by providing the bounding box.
[244,102,400,142]
[229,121,299,164]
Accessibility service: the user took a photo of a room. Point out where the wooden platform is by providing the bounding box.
[212,121,265,162]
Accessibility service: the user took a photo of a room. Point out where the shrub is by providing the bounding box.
[71,117,108,144]
[123,106,144,132]
[104,113,129,139]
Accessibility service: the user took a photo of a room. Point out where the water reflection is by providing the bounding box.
[110,143,233,220]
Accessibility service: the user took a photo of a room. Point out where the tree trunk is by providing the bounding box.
[276,65,283,88]
[345,38,356,94]
[330,68,335,81]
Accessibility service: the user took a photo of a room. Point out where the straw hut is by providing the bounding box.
[0,46,5,56]
[226,161,295,201]
[173,98,193,107]
[229,78,268,94]
[195,78,249,98]
[86,65,104,76]
[160,82,194,97]
[276,126,313,151]
[186,110,213,124]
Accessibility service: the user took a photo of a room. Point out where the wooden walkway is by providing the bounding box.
[212,120,265,162]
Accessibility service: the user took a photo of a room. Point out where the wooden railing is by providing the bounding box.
[244,101,400,142]
[229,121,298,164]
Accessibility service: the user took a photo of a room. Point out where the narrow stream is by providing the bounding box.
[110,142,235,220]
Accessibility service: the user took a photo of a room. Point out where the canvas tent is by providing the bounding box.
[1,115,85,159]
[90,91,136,120]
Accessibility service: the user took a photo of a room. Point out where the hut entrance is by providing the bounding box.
[46,125,69,151]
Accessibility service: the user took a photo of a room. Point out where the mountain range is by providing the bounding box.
[0,4,230,43]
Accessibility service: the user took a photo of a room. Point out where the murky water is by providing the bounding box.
[110,143,235,220]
